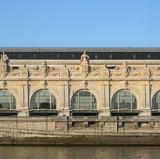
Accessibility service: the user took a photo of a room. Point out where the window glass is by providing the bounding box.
[0,90,16,109]
[152,91,160,110]
[72,90,97,110]
[111,90,137,111]
[30,89,56,110]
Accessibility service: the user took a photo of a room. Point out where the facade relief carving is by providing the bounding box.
[129,67,141,77]
[110,66,123,77]
[151,67,160,77]
[101,66,110,78]
[7,67,20,77]
[29,65,42,77]
[70,66,81,77]
[60,66,70,78]
[0,80,7,89]
[124,80,129,89]
[82,80,88,89]
[5,56,160,80]
[47,67,60,77]
[87,66,110,78]
[88,66,101,77]
[41,61,49,76]
[141,65,151,78]
[122,61,130,77]
[110,63,141,78]
[20,65,29,78]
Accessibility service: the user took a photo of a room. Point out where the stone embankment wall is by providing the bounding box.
[0,116,160,145]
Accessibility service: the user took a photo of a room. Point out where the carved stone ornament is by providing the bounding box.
[80,51,90,77]
[124,80,129,89]
[42,61,49,76]
[2,80,7,88]
[122,61,130,77]
[83,80,88,89]
[43,80,48,88]
[141,64,151,78]
[101,66,110,78]
[1,52,9,77]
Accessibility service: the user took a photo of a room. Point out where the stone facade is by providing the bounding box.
[0,49,160,117]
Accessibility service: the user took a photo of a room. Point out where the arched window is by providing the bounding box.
[30,89,56,110]
[152,91,160,110]
[0,90,16,110]
[72,90,97,110]
[111,89,137,111]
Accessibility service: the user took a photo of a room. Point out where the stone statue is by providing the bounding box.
[141,64,151,78]
[42,61,48,76]
[80,51,90,77]
[2,52,9,77]
[20,64,29,78]
[122,61,130,77]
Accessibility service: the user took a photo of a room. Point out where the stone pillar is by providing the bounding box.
[17,82,29,117]
[64,83,70,116]
[58,83,70,116]
[57,84,65,116]
[145,83,151,116]
[98,83,110,116]
[139,84,151,116]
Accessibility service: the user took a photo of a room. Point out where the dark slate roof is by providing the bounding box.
[0,47,160,60]
[1,47,160,52]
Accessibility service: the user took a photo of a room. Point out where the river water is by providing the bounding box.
[0,146,159,159]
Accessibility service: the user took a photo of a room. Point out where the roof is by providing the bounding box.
[1,47,160,52]
[0,47,160,60]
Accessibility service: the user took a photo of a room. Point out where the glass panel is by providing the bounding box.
[72,91,97,110]
[0,90,16,109]
[152,91,160,110]
[30,89,56,110]
[111,90,137,111]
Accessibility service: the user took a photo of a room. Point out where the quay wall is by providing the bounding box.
[0,116,160,145]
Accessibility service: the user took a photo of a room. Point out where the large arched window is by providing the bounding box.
[30,89,56,110]
[111,89,137,111]
[72,90,97,110]
[0,90,16,110]
[152,91,160,110]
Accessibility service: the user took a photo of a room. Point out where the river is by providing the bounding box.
[0,146,159,159]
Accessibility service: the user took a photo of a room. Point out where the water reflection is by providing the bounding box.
[0,146,159,159]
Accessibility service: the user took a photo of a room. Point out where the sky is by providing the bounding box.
[0,0,160,47]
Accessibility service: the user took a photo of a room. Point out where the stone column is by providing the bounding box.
[98,83,110,116]
[57,84,65,116]
[17,82,29,117]
[145,83,151,116]
[58,83,70,116]
[64,83,70,116]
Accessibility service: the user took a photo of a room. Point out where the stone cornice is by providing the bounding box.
[9,59,160,65]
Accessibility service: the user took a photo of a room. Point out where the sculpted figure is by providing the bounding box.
[19,64,29,78]
[80,51,90,77]
[122,61,130,77]
[2,52,9,77]
[42,61,49,76]
[141,64,151,78]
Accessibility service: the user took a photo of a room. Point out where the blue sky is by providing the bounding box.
[0,0,160,47]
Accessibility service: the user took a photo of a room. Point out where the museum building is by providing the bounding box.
[0,47,160,117]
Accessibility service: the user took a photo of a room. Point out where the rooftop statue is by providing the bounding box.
[1,52,9,77]
[80,51,89,64]
[80,51,90,77]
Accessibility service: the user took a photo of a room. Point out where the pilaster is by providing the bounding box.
[58,83,70,116]
[98,83,110,116]
[17,81,29,117]
[139,83,151,116]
